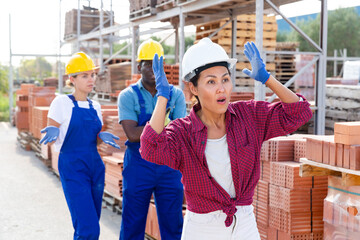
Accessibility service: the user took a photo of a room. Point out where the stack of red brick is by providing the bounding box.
[15,84,35,132]
[32,107,50,139]
[97,115,127,157]
[164,64,179,86]
[255,135,328,240]
[28,87,56,139]
[305,122,360,170]
[125,74,141,87]
[103,152,124,198]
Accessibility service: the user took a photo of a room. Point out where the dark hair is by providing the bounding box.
[189,74,200,103]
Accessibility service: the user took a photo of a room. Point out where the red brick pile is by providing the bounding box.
[103,152,124,198]
[15,84,35,132]
[305,122,360,170]
[97,115,127,157]
[256,135,328,240]
[28,87,56,139]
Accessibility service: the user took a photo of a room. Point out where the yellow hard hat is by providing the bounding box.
[65,52,97,75]
[137,39,164,62]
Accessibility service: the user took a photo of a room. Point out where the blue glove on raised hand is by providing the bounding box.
[153,53,170,100]
[39,126,60,145]
[242,41,270,84]
[98,131,120,149]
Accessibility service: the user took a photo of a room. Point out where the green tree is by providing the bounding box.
[18,57,52,81]
[280,7,360,76]
[0,65,9,93]
[283,7,360,56]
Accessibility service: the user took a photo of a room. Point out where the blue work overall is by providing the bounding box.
[120,84,184,240]
[58,95,104,240]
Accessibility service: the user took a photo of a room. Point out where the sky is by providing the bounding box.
[1,0,360,67]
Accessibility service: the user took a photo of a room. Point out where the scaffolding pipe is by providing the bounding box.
[179,7,185,90]
[99,0,104,73]
[315,0,328,135]
[255,0,265,101]
[231,13,237,89]
[8,14,13,123]
[131,26,139,75]
[58,0,63,93]
[77,0,81,52]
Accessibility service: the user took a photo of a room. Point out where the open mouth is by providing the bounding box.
[217,97,226,103]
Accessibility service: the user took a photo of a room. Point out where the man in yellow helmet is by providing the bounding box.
[117,39,186,239]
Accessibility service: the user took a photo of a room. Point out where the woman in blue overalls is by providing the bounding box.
[118,39,186,240]
[40,52,120,239]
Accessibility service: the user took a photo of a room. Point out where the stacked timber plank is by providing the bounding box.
[325,85,360,134]
[274,42,298,92]
[256,135,328,240]
[95,62,132,93]
[195,14,277,89]
[64,8,113,39]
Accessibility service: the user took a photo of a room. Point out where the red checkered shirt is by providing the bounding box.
[140,95,312,227]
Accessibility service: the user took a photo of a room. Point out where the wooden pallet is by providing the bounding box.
[300,158,360,186]
[103,190,122,215]
[156,0,175,11]
[129,7,156,21]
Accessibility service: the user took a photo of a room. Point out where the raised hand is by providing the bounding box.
[242,42,270,84]
[39,126,60,144]
[98,131,120,149]
[153,53,170,100]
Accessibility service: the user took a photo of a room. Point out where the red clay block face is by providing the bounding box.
[336,143,344,167]
[350,145,360,170]
[343,145,350,169]
[329,142,337,166]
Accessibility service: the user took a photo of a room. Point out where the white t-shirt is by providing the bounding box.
[47,94,103,152]
[205,134,236,198]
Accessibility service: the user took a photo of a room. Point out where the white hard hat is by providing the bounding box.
[182,37,237,82]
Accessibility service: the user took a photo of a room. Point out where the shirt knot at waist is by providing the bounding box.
[223,205,237,227]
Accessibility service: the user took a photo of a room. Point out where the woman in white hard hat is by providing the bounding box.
[40,52,120,239]
[139,38,313,239]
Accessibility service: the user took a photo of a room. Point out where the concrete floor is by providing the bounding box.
[0,122,122,240]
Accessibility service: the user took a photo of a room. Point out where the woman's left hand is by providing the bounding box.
[153,53,170,100]
[98,132,120,149]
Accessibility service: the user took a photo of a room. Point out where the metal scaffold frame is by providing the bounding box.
[10,0,351,135]
[127,0,328,134]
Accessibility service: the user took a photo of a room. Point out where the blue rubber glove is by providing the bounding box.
[153,53,170,100]
[98,131,120,149]
[39,126,60,145]
[242,41,270,84]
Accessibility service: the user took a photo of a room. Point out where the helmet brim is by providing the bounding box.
[183,58,237,82]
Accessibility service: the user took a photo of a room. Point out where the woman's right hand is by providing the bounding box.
[153,53,170,100]
[39,126,60,144]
